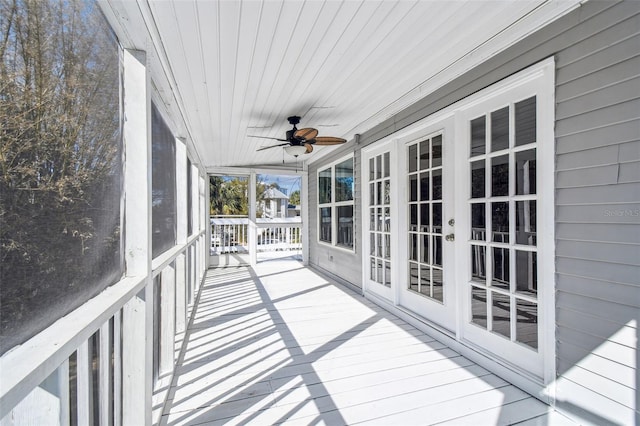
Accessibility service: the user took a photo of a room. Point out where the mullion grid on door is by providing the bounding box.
[407,135,443,302]
[469,95,539,351]
[369,153,391,287]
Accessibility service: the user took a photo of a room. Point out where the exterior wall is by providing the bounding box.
[308,148,362,288]
[307,1,639,424]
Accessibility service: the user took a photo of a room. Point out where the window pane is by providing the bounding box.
[420,172,429,201]
[336,206,353,248]
[471,203,486,241]
[471,287,487,328]
[433,235,442,267]
[410,175,418,202]
[384,262,391,287]
[515,96,536,146]
[516,299,538,349]
[516,149,536,195]
[409,234,418,261]
[383,152,390,178]
[420,266,431,296]
[384,180,390,204]
[516,200,536,245]
[491,292,511,339]
[470,116,486,157]
[491,107,510,152]
[319,207,331,242]
[421,234,430,264]
[432,269,443,302]
[432,203,442,231]
[471,245,486,283]
[152,104,177,258]
[319,168,332,204]
[492,202,509,243]
[492,247,510,290]
[432,169,442,200]
[491,155,509,197]
[410,204,418,231]
[419,140,430,169]
[335,158,354,202]
[369,158,375,181]
[376,155,382,179]
[409,263,419,292]
[420,203,430,232]
[409,144,418,172]
[471,160,485,198]
[516,251,537,296]
[0,0,123,353]
[432,135,442,167]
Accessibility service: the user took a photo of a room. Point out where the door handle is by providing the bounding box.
[445,234,455,242]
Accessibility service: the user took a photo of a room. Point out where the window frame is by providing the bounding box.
[317,154,355,251]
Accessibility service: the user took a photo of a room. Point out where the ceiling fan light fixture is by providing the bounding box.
[284,145,307,157]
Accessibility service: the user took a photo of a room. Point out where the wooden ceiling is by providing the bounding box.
[101,0,580,170]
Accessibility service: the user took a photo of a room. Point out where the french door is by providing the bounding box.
[362,142,394,302]
[456,61,554,379]
[397,117,457,331]
[361,59,554,380]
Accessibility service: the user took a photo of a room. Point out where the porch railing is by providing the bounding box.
[0,232,208,425]
[210,217,302,255]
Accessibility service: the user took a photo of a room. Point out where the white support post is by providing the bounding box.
[249,172,257,266]
[175,139,188,333]
[122,48,152,426]
[301,169,309,265]
[160,263,176,375]
[113,311,122,426]
[99,322,112,426]
[76,340,91,425]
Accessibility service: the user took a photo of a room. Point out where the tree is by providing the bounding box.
[209,176,248,216]
[289,190,300,206]
[0,0,121,353]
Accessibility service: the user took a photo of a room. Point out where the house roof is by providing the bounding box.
[263,187,289,200]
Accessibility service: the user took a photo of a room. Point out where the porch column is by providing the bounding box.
[301,168,309,265]
[175,138,187,333]
[249,172,257,266]
[121,48,152,426]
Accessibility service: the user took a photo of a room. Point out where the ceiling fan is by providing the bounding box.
[249,116,346,157]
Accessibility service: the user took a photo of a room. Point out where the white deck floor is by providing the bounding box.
[161,260,575,425]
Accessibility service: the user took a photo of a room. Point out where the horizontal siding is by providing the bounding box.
[554,7,639,420]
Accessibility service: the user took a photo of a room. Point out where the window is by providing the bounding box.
[318,156,354,249]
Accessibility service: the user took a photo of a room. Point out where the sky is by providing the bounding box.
[259,174,301,196]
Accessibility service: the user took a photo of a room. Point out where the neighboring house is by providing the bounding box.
[259,187,289,219]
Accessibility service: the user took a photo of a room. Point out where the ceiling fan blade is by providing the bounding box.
[304,143,313,154]
[248,135,288,141]
[256,143,289,151]
[313,136,347,145]
[294,128,318,141]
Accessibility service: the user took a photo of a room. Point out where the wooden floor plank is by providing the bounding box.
[161,261,576,426]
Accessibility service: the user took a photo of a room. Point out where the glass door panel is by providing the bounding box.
[363,146,394,301]
[398,121,456,331]
[461,94,543,377]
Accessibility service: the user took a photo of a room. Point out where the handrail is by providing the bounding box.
[0,230,206,419]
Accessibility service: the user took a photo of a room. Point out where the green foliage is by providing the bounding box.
[0,0,122,353]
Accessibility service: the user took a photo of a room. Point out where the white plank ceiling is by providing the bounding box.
[101,0,580,169]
